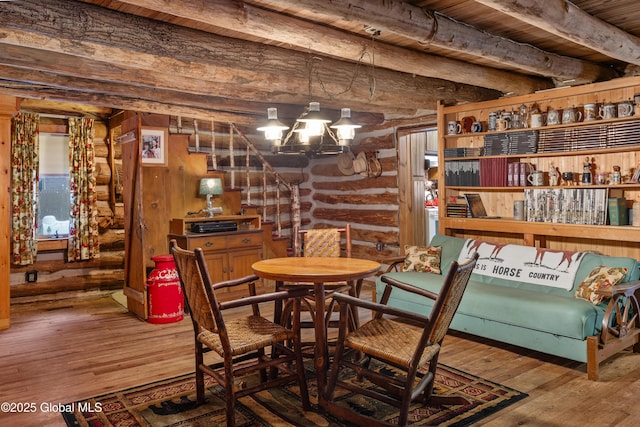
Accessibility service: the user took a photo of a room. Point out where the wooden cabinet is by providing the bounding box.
[437,76,640,258]
[169,215,264,300]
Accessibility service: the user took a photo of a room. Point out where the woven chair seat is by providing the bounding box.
[344,318,440,368]
[198,315,295,357]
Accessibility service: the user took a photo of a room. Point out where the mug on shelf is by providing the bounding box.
[511,113,523,129]
[594,172,608,185]
[599,103,617,119]
[583,103,597,121]
[471,121,483,133]
[530,113,545,128]
[527,170,545,186]
[447,121,462,135]
[461,116,475,133]
[546,108,560,125]
[618,101,634,118]
[496,118,511,131]
[562,107,582,124]
[488,112,498,131]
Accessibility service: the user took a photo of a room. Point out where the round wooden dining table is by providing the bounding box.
[252,256,380,406]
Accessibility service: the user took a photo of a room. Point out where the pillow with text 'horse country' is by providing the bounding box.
[403,245,442,274]
[574,266,628,304]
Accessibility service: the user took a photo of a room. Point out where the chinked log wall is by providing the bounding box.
[305,130,399,259]
[10,115,404,297]
[220,126,401,259]
[10,119,125,297]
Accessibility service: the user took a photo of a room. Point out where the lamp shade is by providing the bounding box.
[199,178,223,196]
[330,108,361,144]
[257,107,289,142]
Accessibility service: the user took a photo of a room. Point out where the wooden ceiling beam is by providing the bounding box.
[255,0,618,85]
[0,54,390,124]
[0,0,500,118]
[94,0,551,95]
[475,0,640,67]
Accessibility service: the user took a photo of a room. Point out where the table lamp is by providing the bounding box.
[199,177,223,217]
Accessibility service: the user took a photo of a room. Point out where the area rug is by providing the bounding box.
[62,362,526,426]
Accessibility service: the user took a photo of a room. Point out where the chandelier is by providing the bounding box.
[257,102,360,156]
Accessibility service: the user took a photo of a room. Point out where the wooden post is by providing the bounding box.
[210,119,217,170]
[262,165,267,220]
[194,119,200,152]
[229,125,235,188]
[291,183,301,250]
[0,95,18,330]
[246,147,251,204]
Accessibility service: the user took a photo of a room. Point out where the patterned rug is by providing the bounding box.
[62,361,526,426]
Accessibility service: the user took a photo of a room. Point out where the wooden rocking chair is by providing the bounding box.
[170,240,310,427]
[325,253,478,427]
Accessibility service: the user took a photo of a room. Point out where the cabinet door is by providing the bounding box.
[228,248,261,279]
[202,251,227,284]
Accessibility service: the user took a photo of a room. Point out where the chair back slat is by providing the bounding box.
[296,224,352,258]
[426,253,478,346]
[170,240,218,332]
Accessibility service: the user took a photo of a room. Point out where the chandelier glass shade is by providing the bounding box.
[257,102,360,156]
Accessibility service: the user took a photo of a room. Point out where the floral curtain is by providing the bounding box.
[68,117,100,261]
[11,113,40,265]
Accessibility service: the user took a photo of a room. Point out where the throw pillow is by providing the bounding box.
[402,245,442,274]
[574,266,628,304]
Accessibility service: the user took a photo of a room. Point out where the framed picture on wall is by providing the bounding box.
[141,127,168,166]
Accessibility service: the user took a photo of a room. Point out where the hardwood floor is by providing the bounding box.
[1,289,640,426]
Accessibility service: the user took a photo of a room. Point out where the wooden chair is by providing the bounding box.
[280,224,360,343]
[325,253,479,427]
[169,240,310,427]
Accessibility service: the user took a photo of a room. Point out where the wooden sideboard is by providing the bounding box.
[169,215,264,300]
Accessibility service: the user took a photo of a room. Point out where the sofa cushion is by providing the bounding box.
[402,245,441,274]
[574,266,628,304]
[571,253,640,292]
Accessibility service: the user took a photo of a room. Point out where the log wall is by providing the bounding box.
[10,119,125,297]
[9,110,408,298]
[304,129,400,259]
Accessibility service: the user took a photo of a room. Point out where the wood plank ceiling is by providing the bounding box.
[1,0,640,133]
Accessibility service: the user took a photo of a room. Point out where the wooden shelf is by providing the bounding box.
[169,214,261,235]
[446,183,640,191]
[444,145,640,161]
[437,75,640,257]
[444,115,640,140]
[441,217,640,244]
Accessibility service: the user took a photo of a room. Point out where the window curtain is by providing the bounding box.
[10,113,40,265]
[68,117,100,261]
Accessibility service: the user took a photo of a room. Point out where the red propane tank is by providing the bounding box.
[146,255,184,324]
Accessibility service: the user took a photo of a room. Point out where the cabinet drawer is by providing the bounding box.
[228,232,262,249]
[185,235,227,251]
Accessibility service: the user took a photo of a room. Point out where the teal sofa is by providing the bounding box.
[377,234,640,379]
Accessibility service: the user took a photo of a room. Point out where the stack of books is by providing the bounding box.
[484,131,538,155]
[444,160,480,186]
[507,162,533,187]
[446,202,469,218]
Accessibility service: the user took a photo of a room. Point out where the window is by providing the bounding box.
[38,133,70,238]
